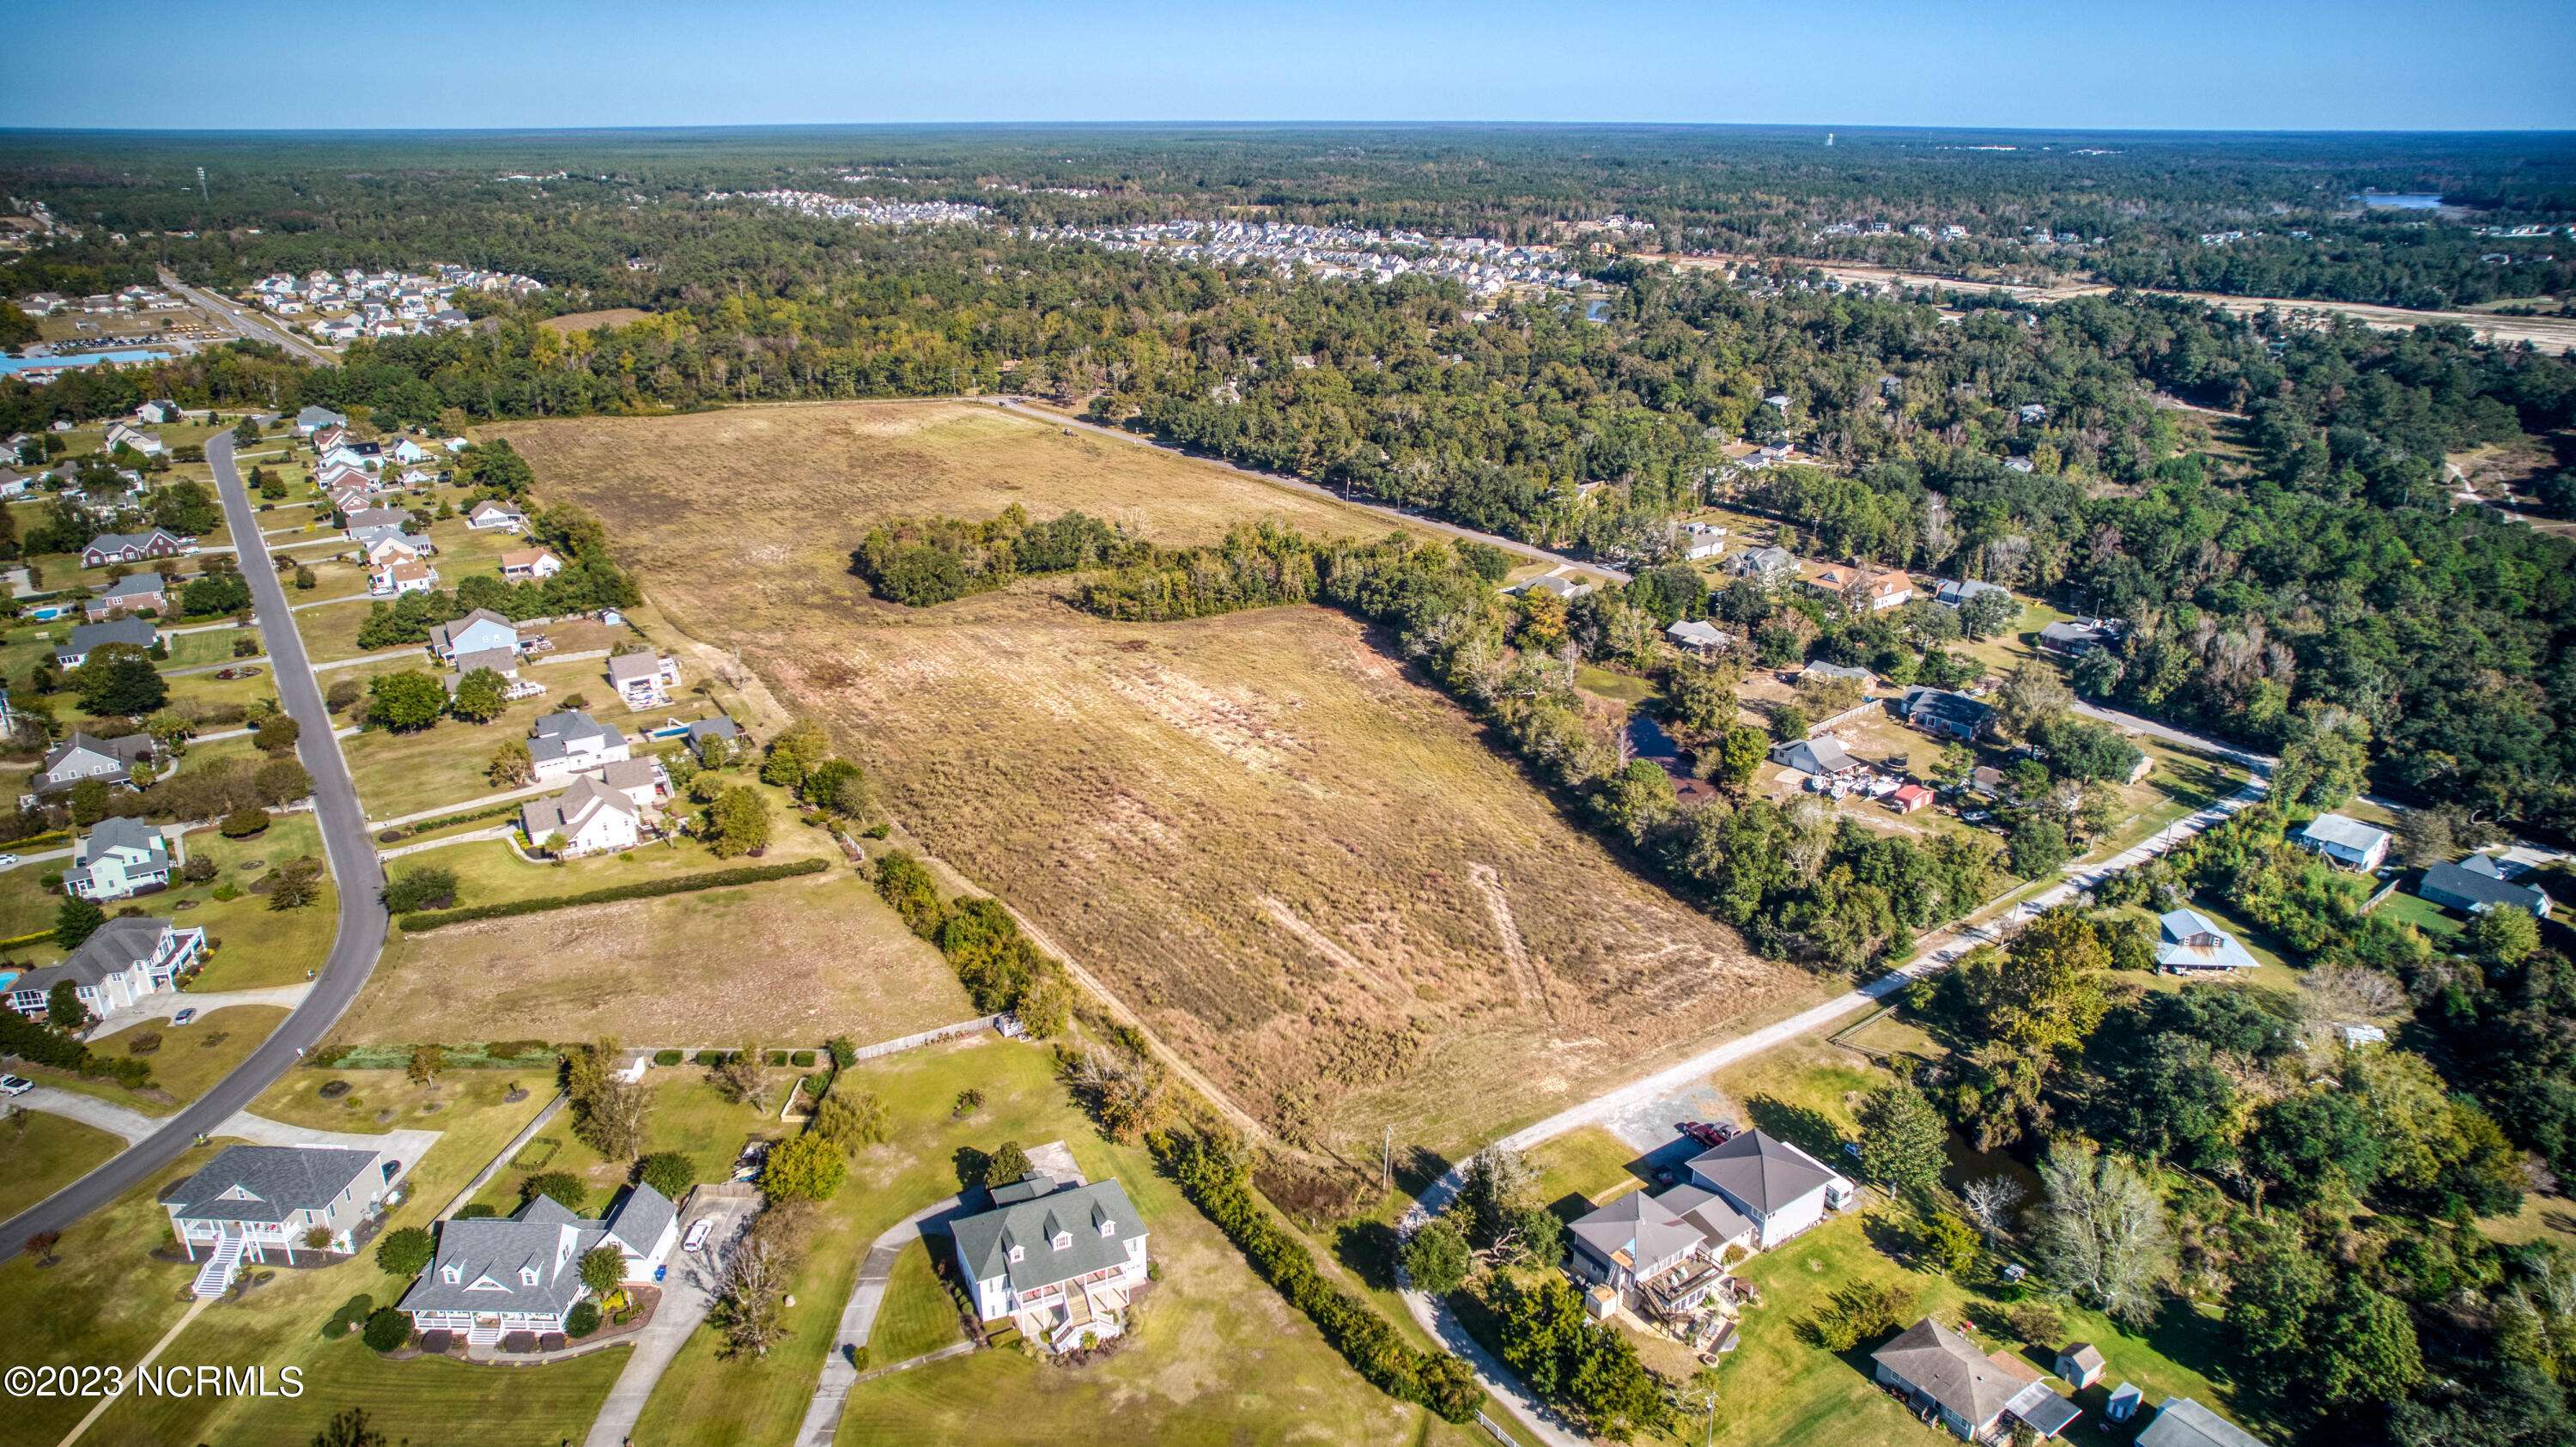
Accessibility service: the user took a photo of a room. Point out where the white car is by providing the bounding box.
[682,1219,715,1254]
[0,854,19,868]
[172,1007,197,1026]
[0,1075,32,1097]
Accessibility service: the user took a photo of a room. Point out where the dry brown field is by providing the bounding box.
[337,869,972,1049]
[495,400,1813,1158]
[538,307,655,333]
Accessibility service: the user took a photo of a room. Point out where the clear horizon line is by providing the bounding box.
[3,119,2575,139]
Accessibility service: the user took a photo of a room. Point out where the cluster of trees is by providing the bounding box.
[872,850,1071,1033]
[851,507,1142,605]
[1157,1126,1482,1424]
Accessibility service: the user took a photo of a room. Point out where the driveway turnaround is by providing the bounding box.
[85,983,313,1042]
[0,431,393,1263]
[585,1196,756,1447]
[12,1086,160,1146]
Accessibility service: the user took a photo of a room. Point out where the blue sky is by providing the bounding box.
[6,0,2572,131]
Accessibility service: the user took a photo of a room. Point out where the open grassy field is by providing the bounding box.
[0,1110,121,1219]
[502,400,1810,1158]
[335,866,972,1049]
[56,1004,290,1116]
[462,1067,788,1215]
[541,307,655,333]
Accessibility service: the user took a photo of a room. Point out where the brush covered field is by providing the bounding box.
[497,400,1812,1157]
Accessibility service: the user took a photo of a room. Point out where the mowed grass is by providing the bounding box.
[400,775,836,908]
[5,1069,568,1447]
[0,816,336,990]
[337,866,971,1049]
[463,1068,787,1216]
[860,1237,964,1365]
[341,671,706,821]
[509,401,1810,1158]
[0,1110,122,1219]
[59,1005,289,1116]
[617,1033,1476,1447]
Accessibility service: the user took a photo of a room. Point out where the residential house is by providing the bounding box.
[1771,736,1862,780]
[342,506,410,536]
[0,468,27,500]
[82,529,191,568]
[2038,618,2121,657]
[1681,1130,1855,1249]
[597,757,671,811]
[391,439,431,465]
[2293,814,2391,872]
[163,1144,409,1291]
[2134,1397,2267,1447]
[294,405,347,436]
[1932,578,2011,610]
[2018,403,2050,424]
[1900,686,1994,741]
[320,441,384,473]
[3,915,206,1019]
[399,1185,677,1345]
[1506,574,1594,601]
[1666,620,1732,654]
[529,710,630,781]
[84,571,167,620]
[1564,1182,1755,1320]
[447,645,524,690]
[64,816,172,900]
[1725,545,1796,583]
[370,558,438,597]
[685,716,740,765]
[500,547,563,581]
[310,423,348,454]
[521,775,643,857]
[356,529,429,567]
[56,616,161,668]
[607,652,679,708]
[951,1174,1150,1354]
[1677,522,1728,560]
[102,422,165,457]
[2156,909,2261,973]
[1871,1317,2083,1443]
[1801,660,1873,689]
[136,399,183,424]
[465,499,529,533]
[32,731,157,794]
[2417,854,2552,919]
[1801,561,1913,611]
[427,608,519,663]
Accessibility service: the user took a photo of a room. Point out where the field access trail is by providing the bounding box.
[1398,757,2274,1447]
[0,432,390,1262]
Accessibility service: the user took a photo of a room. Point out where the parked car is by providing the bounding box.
[682,1219,714,1254]
[171,1007,197,1026]
[1677,1120,1736,1147]
[0,1075,31,1096]
[0,854,19,868]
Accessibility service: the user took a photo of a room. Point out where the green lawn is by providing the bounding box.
[51,1005,291,1116]
[868,1238,967,1365]
[161,624,259,667]
[344,683,716,821]
[465,1068,789,1218]
[399,779,834,909]
[291,597,380,663]
[637,1037,1476,1447]
[1528,1124,1649,1215]
[2368,887,2466,943]
[0,1110,121,1219]
[1573,663,1660,707]
[69,1071,586,1446]
[0,817,335,988]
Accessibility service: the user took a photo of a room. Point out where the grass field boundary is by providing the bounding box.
[396,857,829,931]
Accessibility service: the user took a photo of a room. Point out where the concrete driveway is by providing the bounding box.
[86,984,313,1042]
[9,1085,160,1145]
[797,1194,969,1446]
[585,1196,756,1447]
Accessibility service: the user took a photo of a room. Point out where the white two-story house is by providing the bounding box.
[64,816,172,900]
[399,1184,677,1345]
[951,1174,1149,1354]
[528,710,630,782]
[4,915,206,1019]
[163,1143,411,1294]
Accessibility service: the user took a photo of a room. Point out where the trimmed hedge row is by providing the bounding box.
[1160,1129,1479,1423]
[386,800,530,839]
[0,928,57,951]
[398,858,829,932]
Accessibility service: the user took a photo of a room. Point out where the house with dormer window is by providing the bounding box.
[950,1173,1150,1353]
[398,1183,677,1345]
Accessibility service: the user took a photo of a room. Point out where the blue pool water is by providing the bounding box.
[0,348,174,376]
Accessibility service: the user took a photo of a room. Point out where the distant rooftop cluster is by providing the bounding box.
[248,264,538,346]
[1030,219,1587,296]
[721,190,994,227]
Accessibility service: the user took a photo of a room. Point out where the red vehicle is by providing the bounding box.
[1676,1120,1736,1147]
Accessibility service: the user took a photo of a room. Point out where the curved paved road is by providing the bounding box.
[0,432,389,1261]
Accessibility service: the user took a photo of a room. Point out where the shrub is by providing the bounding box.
[761,1133,847,1203]
[125,1031,162,1056]
[375,1225,434,1277]
[2003,1298,2066,1346]
[318,1079,352,1099]
[454,1204,498,1219]
[636,1151,696,1200]
[520,1170,586,1211]
[397,860,829,932]
[380,866,459,913]
[219,806,270,838]
[566,1301,601,1338]
[952,1088,984,1118]
[361,1308,410,1353]
[790,1050,815,1067]
[826,1036,857,1069]
[653,1049,682,1067]
[693,1049,725,1068]
[766,1049,789,1067]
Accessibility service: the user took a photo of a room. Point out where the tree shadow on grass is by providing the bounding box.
[1334,1217,1402,1292]
[1744,1094,1848,1167]
[1392,1144,1454,1201]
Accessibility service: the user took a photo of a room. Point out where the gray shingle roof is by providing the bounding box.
[2420,857,2549,913]
[951,1177,1142,1297]
[10,915,185,997]
[607,652,663,684]
[76,814,163,864]
[2136,1396,2268,1447]
[399,1195,598,1317]
[60,616,158,660]
[1770,737,1857,776]
[1687,1130,1839,1215]
[1872,1317,2026,1426]
[603,1183,676,1257]
[100,572,165,600]
[1568,1182,1753,1273]
[160,1144,382,1225]
[529,709,619,764]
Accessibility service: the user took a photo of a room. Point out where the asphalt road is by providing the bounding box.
[155,267,339,367]
[0,432,389,1261]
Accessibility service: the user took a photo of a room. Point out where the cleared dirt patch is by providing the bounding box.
[538,307,653,333]
[337,871,972,1048]
[500,401,1811,1157]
